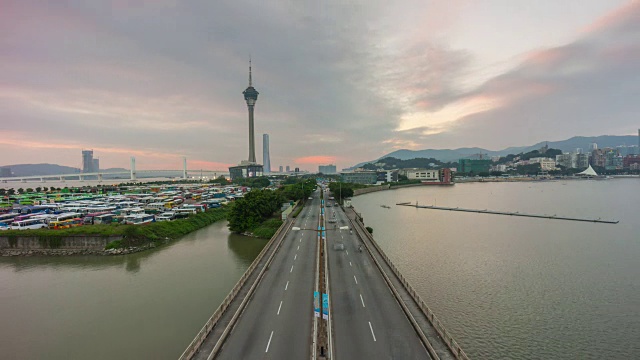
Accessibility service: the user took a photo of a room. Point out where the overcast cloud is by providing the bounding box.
[1,0,637,171]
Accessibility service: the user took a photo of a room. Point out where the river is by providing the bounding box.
[1,179,638,359]
[351,178,640,359]
[0,221,266,360]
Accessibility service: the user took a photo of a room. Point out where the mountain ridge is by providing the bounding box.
[350,135,638,168]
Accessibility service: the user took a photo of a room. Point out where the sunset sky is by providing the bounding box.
[2,0,639,171]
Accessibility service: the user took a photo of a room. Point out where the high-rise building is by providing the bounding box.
[263,134,271,174]
[82,150,94,173]
[319,164,337,174]
[92,158,99,173]
[286,165,290,172]
[279,165,283,172]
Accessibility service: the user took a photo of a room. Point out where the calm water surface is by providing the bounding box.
[0,221,266,359]
[352,179,640,360]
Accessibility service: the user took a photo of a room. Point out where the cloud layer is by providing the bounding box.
[1,1,637,170]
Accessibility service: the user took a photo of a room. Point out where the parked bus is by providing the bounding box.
[49,218,83,230]
[48,212,82,225]
[19,205,58,215]
[10,219,48,230]
[94,214,114,225]
[0,213,18,224]
[125,214,155,225]
[83,211,111,225]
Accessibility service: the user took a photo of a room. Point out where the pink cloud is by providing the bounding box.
[295,156,337,165]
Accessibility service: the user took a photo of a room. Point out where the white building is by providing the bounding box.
[530,157,556,171]
[404,169,440,181]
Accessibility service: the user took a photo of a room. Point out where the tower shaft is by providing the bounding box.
[248,105,256,163]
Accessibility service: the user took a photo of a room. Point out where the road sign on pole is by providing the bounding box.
[314,291,320,317]
[322,293,328,320]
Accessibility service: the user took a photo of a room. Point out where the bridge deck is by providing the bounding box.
[187,218,293,360]
[347,207,464,360]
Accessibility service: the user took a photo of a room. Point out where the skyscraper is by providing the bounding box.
[243,58,259,163]
[82,150,94,173]
[286,165,290,172]
[279,165,283,173]
[92,158,99,173]
[263,134,271,174]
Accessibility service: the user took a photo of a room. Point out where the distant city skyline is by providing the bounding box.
[1,1,638,171]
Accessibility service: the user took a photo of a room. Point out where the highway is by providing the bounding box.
[215,192,321,359]
[326,198,431,359]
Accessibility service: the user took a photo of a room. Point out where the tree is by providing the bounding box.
[35,187,42,193]
[0,189,5,196]
[228,189,285,233]
[7,188,15,195]
[26,188,34,193]
[211,176,230,185]
[17,188,24,194]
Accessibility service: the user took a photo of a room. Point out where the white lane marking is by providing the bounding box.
[349,261,352,267]
[265,330,274,352]
[300,238,302,242]
[277,301,283,315]
[354,275,358,284]
[368,322,377,342]
[294,254,297,260]
[297,245,300,250]
[346,250,349,255]
[290,265,294,273]
[285,281,289,290]
[360,294,366,307]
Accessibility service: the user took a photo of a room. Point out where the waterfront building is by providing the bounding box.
[556,153,575,168]
[577,153,590,169]
[279,165,283,173]
[529,157,556,171]
[263,134,271,174]
[92,158,99,173]
[286,165,290,172]
[376,170,398,183]
[229,59,264,180]
[340,171,377,184]
[82,150,94,173]
[319,164,337,174]
[623,155,640,169]
[457,158,491,174]
[404,169,439,181]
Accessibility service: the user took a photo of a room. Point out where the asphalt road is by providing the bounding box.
[326,201,431,360]
[216,191,321,360]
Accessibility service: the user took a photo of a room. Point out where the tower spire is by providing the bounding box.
[249,56,252,86]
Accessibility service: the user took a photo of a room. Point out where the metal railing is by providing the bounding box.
[179,217,293,360]
[350,211,470,360]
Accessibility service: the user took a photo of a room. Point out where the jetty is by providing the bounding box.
[396,202,619,224]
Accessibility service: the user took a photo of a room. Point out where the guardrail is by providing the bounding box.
[179,216,294,360]
[350,211,470,360]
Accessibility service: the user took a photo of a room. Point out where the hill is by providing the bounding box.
[350,135,638,168]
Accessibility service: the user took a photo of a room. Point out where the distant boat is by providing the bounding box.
[380,205,391,209]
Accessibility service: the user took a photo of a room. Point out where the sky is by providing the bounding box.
[1,0,639,171]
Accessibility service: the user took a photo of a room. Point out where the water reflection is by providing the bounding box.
[227,233,267,267]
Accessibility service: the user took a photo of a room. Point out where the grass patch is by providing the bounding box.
[251,218,283,239]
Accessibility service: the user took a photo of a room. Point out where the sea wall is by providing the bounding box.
[353,184,390,196]
[0,235,125,256]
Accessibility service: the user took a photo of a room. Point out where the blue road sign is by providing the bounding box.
[322,293,329,320]
[314,291,320,317]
